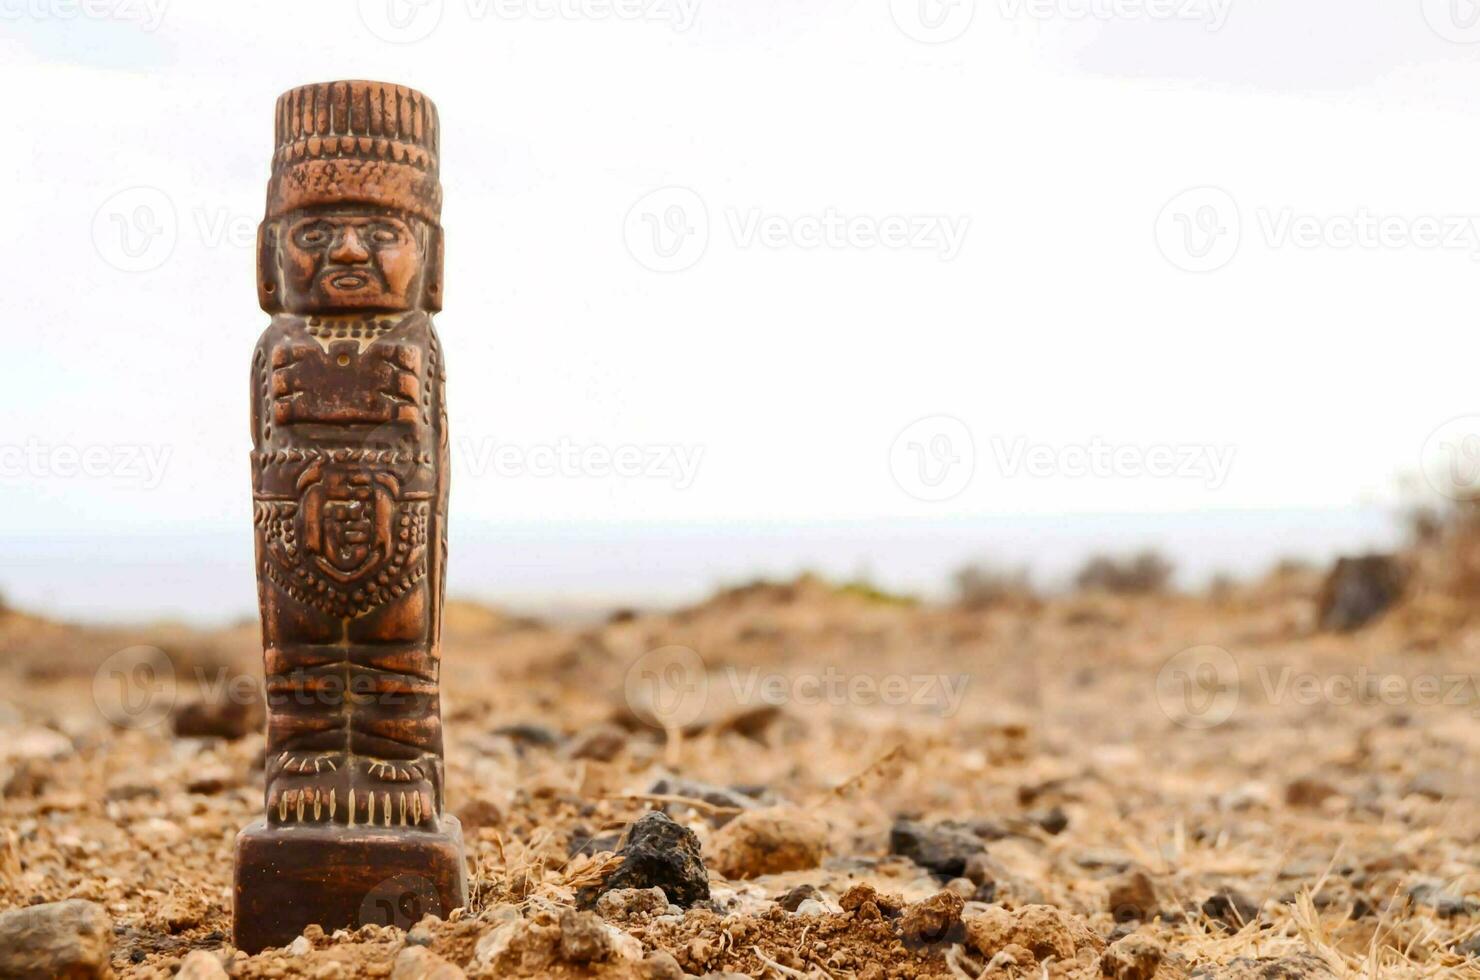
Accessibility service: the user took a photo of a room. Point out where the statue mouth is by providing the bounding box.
[327,272,372,290]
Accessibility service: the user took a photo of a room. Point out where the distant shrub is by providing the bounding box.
[1073,550,1174,595]
[952,562,1034,610]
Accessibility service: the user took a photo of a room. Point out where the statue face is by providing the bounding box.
[277,209,424,313]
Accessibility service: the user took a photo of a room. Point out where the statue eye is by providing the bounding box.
[367,225,400,245]
[295,223,332,248]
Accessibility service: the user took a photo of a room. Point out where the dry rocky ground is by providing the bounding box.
[1,559,1479,978]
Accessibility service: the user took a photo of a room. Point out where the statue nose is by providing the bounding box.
[329,227,370,263]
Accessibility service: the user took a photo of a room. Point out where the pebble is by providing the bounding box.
[175,950,230,979]
[1100,934,1163,980]
[0,899,113,979]
[777,884,824,912]
[390,945,466,980]
[287,935,312,956]
[593,811,710,908]
[3,727,73,762]
[705,806,828,878]
[888,819,985,878]
[564,723,628,762]
[1107,869,1158,923]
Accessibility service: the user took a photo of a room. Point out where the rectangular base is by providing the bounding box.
[233,816,467,953]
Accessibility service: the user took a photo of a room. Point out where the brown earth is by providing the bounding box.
[1,563,1478,978]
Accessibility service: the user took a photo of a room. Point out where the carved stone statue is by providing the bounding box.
[234,80,465,953]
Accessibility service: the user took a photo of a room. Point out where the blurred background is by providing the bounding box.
[4,0,1480,622]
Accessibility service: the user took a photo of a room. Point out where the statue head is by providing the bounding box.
[259,81,443,315]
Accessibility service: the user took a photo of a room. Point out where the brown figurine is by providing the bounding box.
[234,80,465,953]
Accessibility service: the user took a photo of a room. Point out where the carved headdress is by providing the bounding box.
[266,80,441,222]
[259,80,443,311]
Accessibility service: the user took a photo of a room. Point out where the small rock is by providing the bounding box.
[565,723,628,762]
[1028,805,1069,835]
[569,830,622,859]
[839,883,903,919]
[1100,934,1163,980]
[557,909,614,963]
[159,884,208,933]
[2,727,73,762]
[794,899,826,916]
[176,950,230,979]
[0,900,113,979]
[1201,889,1260,931]
[185,766,239,795]
[131,817,183,848]
[172,692,263,740]
[1408,882,1479,918]
[287,935,312,956]
[888,819,985,878]
[1214,953,1337,979]
[648,776,759,825]
[406,919,435,946]
[595,886,671,921]
[1454,932,1480,957]
[705,806,827,878]
[777,884,824,912]
[963,905,1105,964]
[492,723,560,751]
[1317,554,1404,632]
[640,950,685,979]
[456,798,503,833]
[1107,869,1158,923]
[898,890,964,946]
[593,812,710,908]
[1285,777,1340,808]
[391,946,465,980]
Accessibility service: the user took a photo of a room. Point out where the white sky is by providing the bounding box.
[4,0,1480,546]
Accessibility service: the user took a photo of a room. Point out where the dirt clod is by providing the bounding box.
[0,899,113,979]
[705,806,827,878]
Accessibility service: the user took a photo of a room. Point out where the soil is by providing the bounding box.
[1,566,1478,977]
